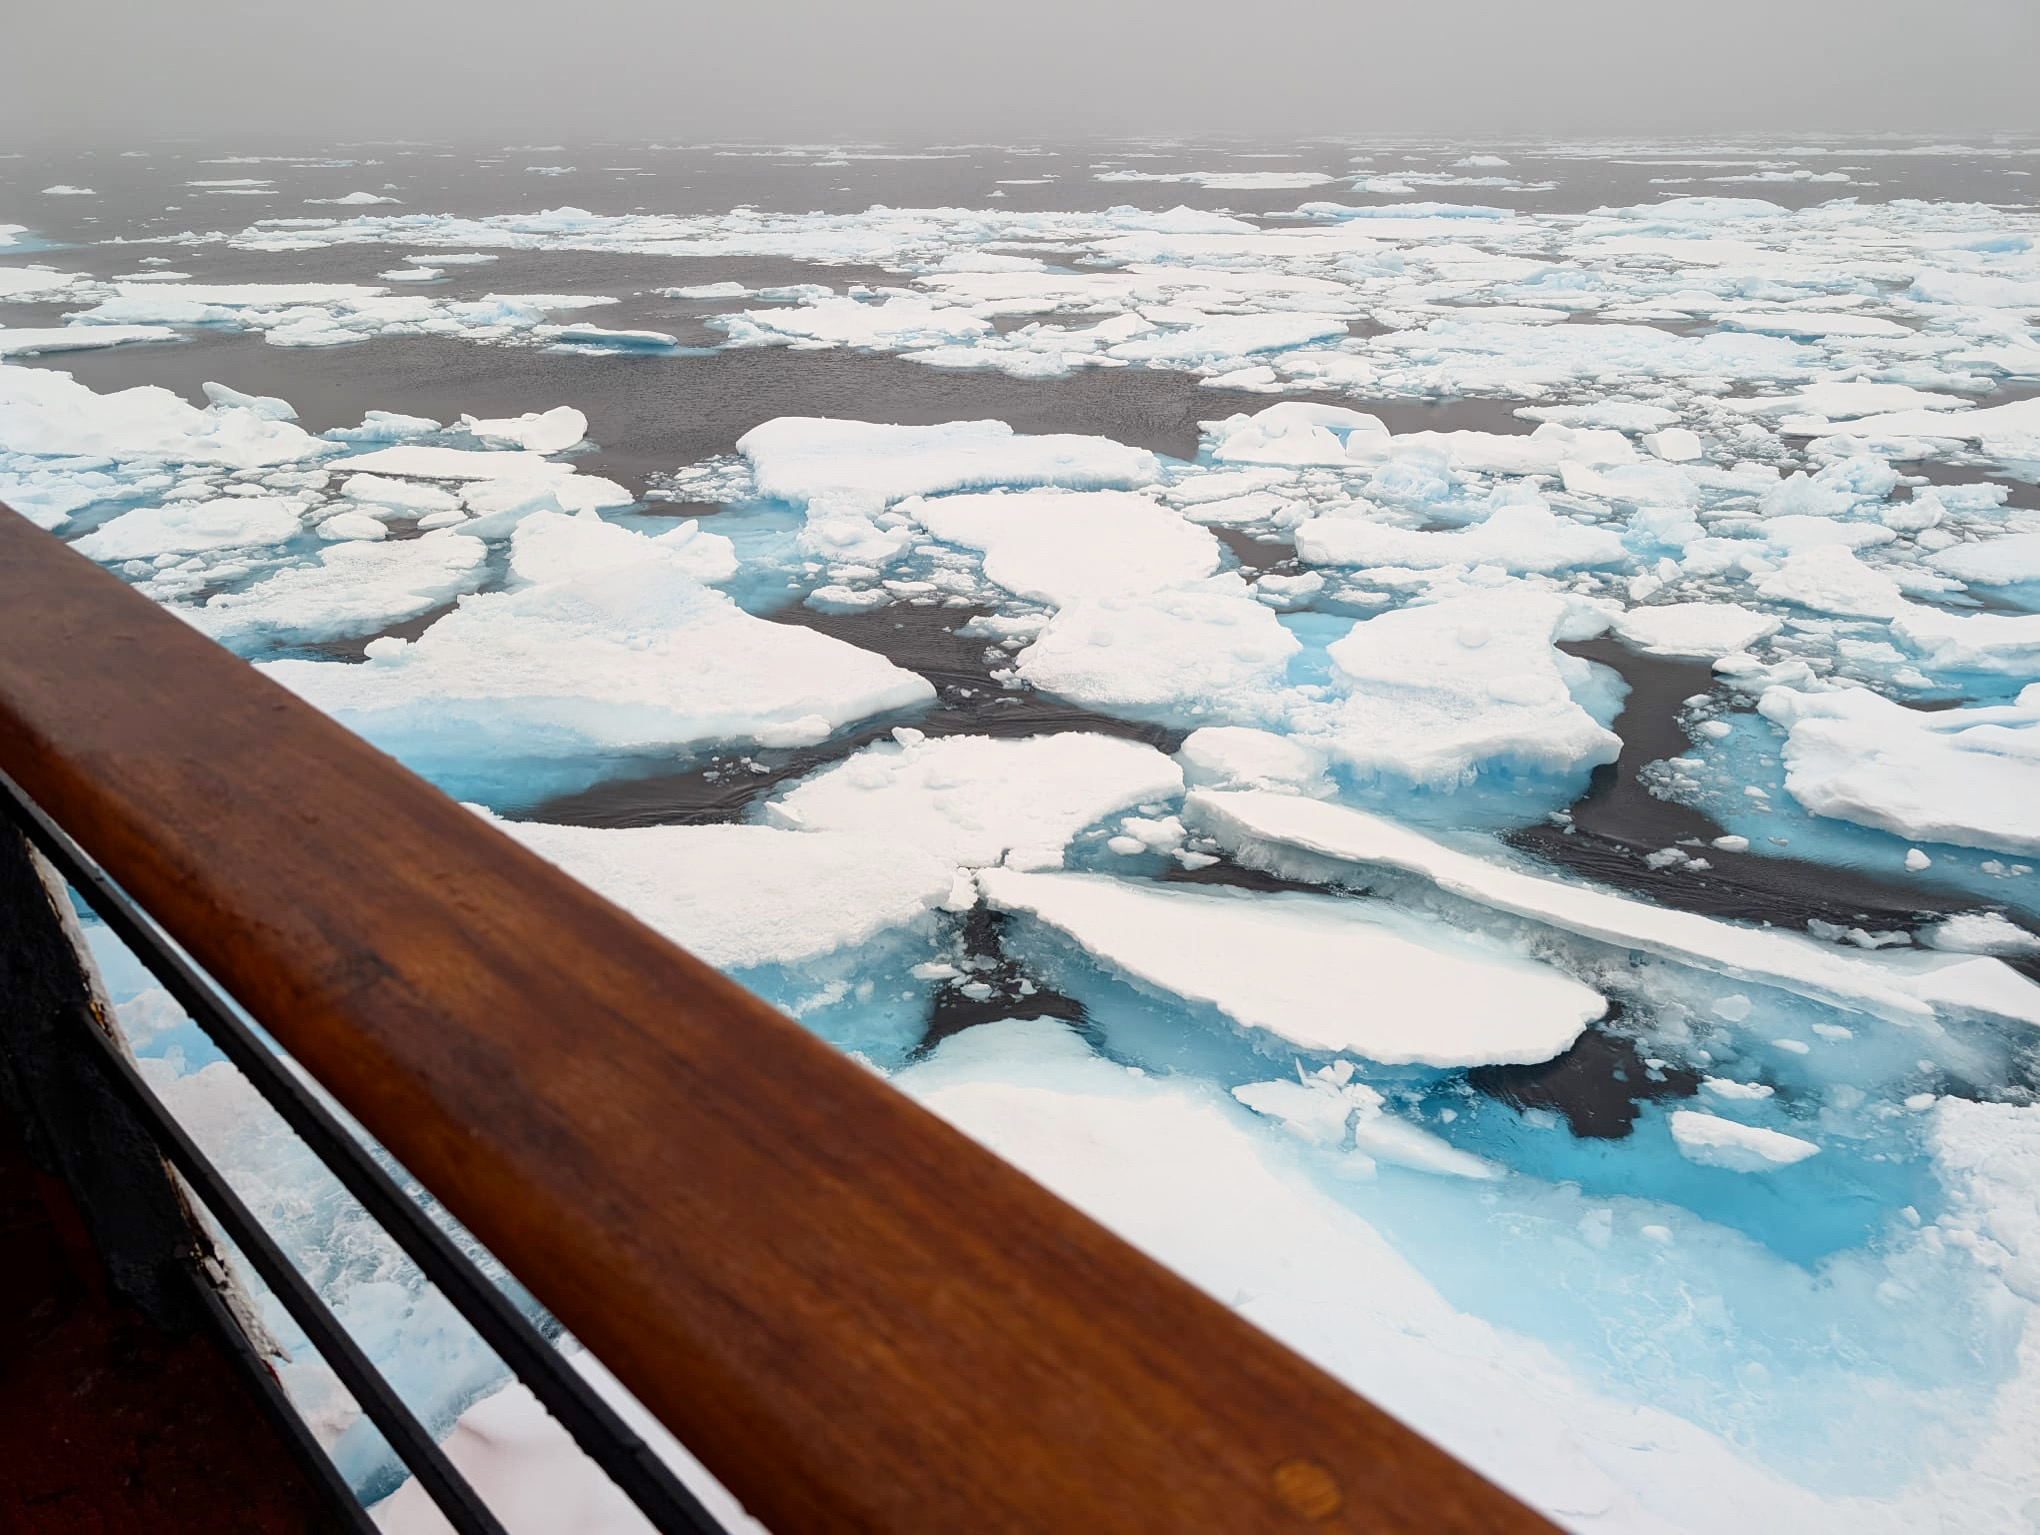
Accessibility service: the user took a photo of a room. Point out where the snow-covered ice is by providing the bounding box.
[979,867,1605,1065]
[765,731,1183,870]
[18,145,2040,1535]
[261,560,934,770]
[1758,686,2040,857]
[1668,1110,1822,1172]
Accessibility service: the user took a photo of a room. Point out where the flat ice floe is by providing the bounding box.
[978,867,1605,1065]
[1759,686,2040,856]
[1306,590,1622,787]
[71,495,307,560]
[764,730,1182,869]
[1610,601,1782,658]
[909,488,1219,604]
[190,530,491,645]
[737,416,1161,506]
[261,557,934,767]
[1015,578,1301,724]
[480,817,956,970]
[1668,1109,1822,1172]
[506,508,738,587]
[1186,789,2040,1027]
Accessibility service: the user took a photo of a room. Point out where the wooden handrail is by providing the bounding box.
[0,508,1552,1534]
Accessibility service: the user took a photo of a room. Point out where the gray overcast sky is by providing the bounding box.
[6,0,2038,145]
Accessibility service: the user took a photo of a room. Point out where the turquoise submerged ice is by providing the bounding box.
[11,143,2040,1533]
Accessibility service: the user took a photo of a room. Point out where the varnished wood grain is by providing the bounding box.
[0,509,1555,1534]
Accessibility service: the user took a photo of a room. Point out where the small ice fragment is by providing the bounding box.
[1668,1110,1820,1172]
[1702,1077,1774,1101]
[1643,428,1703,462]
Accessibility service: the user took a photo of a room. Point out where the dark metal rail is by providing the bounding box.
[3,768,724,1534]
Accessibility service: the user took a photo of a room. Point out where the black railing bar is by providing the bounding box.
[184,1264,386,1535]
[60,967,512,1535]
[0,770,726,1535]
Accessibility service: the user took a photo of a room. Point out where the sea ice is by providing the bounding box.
[1014,579,1302,724]
[1758,686,2040,856]
[909,488,1219,606]
[978,868,1604,1066]
[1611,603,1783,659]
[1184,789,2040,1025]
[737,417,1160,508]
[0,325,178,356]
[71,495,305,560]
[260,558,933,761]
[479,817,955,970]
[1310,590,1621,787]
[1295,501,1630,575]
[188,530,490,646]
[461,406,589,454]
[507,510,738,588]
[1668,1110,1822,1172]
[764,731,1182,871]
[1925,532,2040,587]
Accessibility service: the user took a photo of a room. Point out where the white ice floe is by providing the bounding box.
[1611,602,1783,659]
[315,510,388,542]
[764,730,1182,870]
[261,557,932,753]
[1668,1110,1822,1172]
[1723,382,1970,421]
[1925,531,2040,587]
[1184,788,2040,1026]
[1296,500,1630,574]
[1015,579,1302,724]
[372,1348,765,1535]
[0,265,95,301]
[68,280,621,351]
[337,473,461,515]
[910,488,1218,605]
[1233,1068,1501,1178]
[0,324,178,357]
[1754,546,1910,619]
[1095,169,1337,190]
[1850,397,2040,457]
[1177,726,1333,795]
[333,444,574,480]
[188,529,490,645]
[507,509,738,587]
[479,817,955,970]
[1208,402,1389,467]
[978,867,1604,1065]
[1891,606,2040,676]
[0,364,330,469]
[1934,1098,2040,1305]
[460,406,588,453]
[737,417,1160,508]
[1758,685,2040,857]
[72,496,305,560]
[1923,913,2040,956]
[722,292,991,351]
[1310,590,1621,787]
